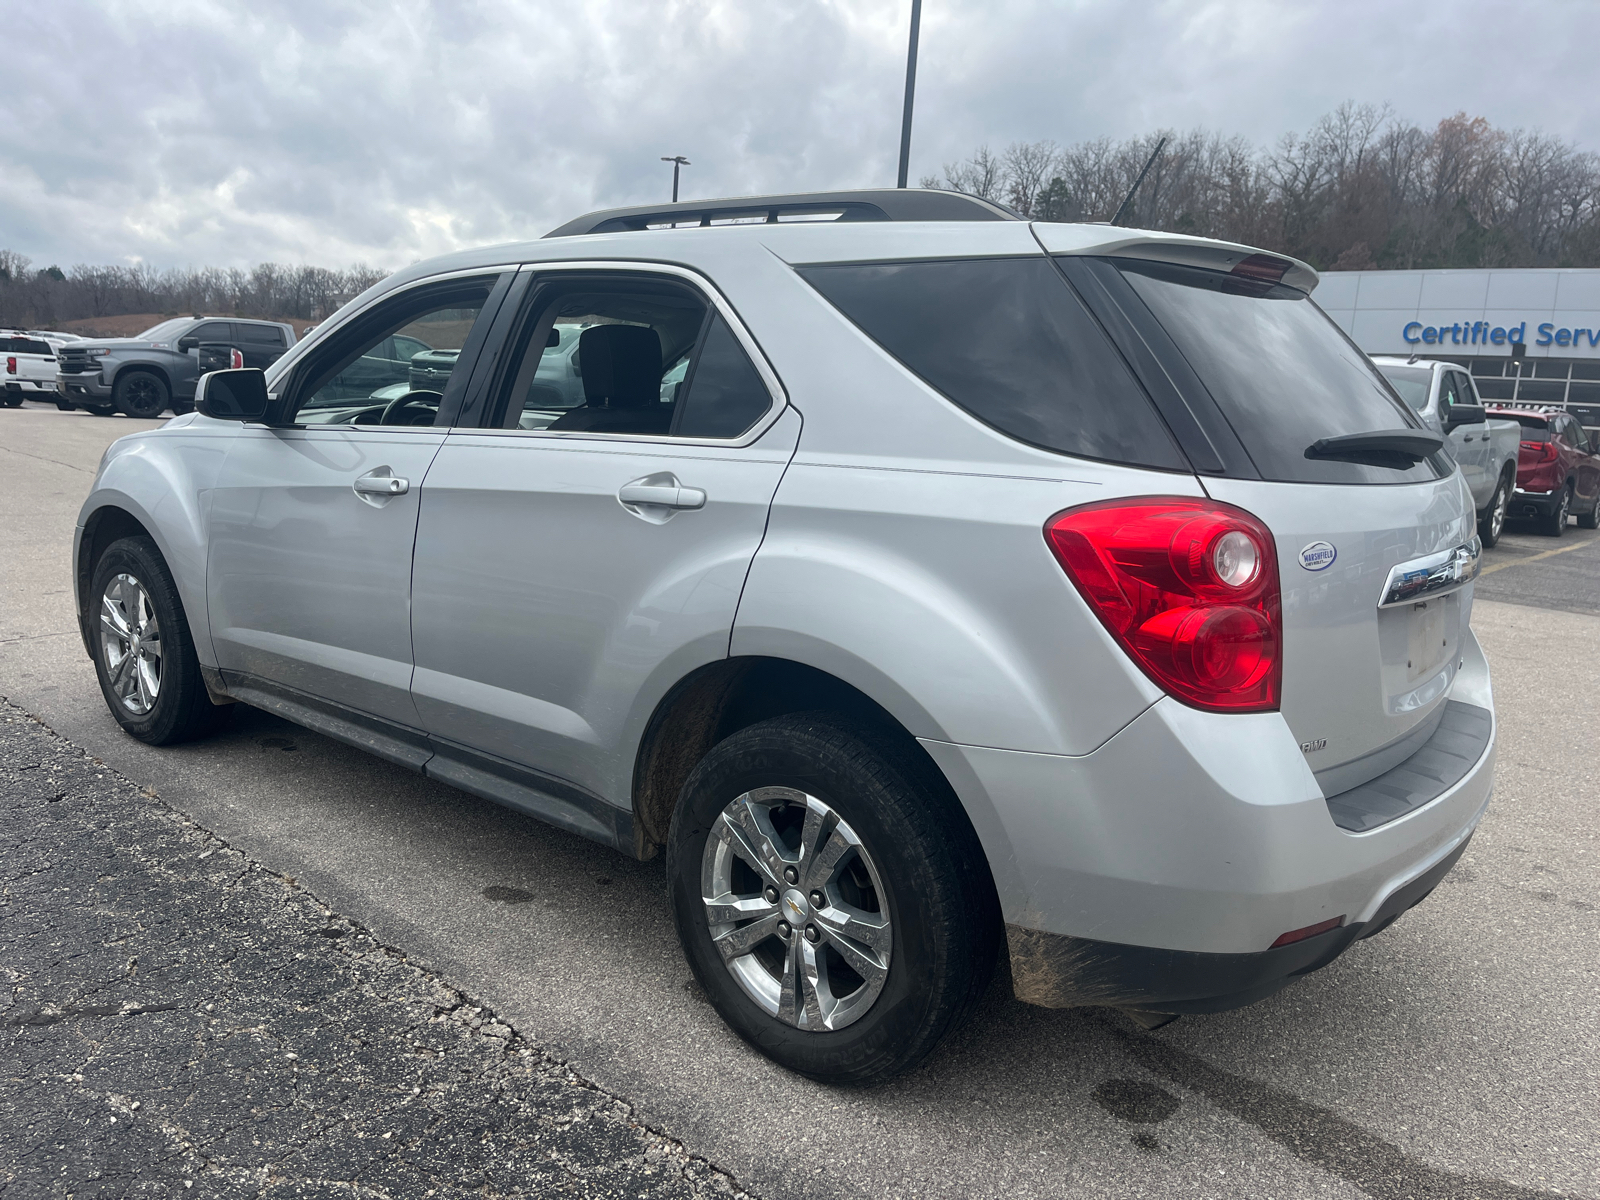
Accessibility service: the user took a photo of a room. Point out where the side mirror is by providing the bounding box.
[176,335,200,352]
[1443,403,1486,431]
[196,369,268,421]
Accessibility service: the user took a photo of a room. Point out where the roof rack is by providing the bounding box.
[543,188,1024,238]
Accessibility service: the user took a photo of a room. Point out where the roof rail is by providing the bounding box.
[543,188,1024,238]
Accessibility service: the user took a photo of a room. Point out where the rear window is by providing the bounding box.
[1376,365,1433,412]
[1496,413,1549,436]
[797,257,1186,470]
[2,337,51,354]
[1115,260,1447,485]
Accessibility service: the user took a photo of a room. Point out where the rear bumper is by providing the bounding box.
[6,378,57,393]
[922,626,1495,1011]
[1512,487,1559,514]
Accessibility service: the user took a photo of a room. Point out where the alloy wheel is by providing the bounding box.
[700,786,892,1032]
[122,376,164,416]
[1489,481,1508,541]
[100,572,162,714]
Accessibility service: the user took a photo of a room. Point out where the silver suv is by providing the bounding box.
[74,190,1496,1083]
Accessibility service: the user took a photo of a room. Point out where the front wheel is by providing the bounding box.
[113,370,170,418]
[668,713,997,1085]
[1478,474,1511,548]
[1539,487,1571,537]
[90,536,234,744]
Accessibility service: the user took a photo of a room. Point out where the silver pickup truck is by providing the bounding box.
[1373,357,1522,547]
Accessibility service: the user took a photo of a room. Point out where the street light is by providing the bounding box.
[661,155,691,203]
[896,0,922,188]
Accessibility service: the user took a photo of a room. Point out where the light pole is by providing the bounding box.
[896,0,922,188]
[661,155,690,202]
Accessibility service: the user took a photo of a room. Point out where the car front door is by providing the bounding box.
[206,272,510,737]
[1440,370,1486,500]
[407,266,795,824]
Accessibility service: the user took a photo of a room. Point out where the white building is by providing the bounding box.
[1318,268,1600,434]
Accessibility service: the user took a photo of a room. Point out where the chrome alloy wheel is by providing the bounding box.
[100,573,162,715]
[1489,480,1508,541]
[701,786,892,1031]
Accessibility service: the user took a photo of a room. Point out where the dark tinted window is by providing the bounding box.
[190,321,231,343]
[673,313,772,437]
[234,322,285,345]
[798,257,1185,469]
[4,337,52,354]
[1117,260,1446,485]
[1501,414,1549,436]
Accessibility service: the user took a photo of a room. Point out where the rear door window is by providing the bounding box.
[234,323,286,346]
[1113,259,1446,485]
[797,257,1186,470]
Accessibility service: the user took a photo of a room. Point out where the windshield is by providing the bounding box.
[1115,260,1446,484]
[1376,365,1433,412]
[137,319,195,342]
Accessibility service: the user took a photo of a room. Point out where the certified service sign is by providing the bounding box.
[1298,541,1337,571]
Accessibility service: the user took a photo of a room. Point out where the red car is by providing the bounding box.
[1486,406,1600,535]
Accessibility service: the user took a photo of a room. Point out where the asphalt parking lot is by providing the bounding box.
[3,401,1598,1200]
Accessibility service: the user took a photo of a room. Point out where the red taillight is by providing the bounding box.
[1270,915,1345,948]
[1520,439,1558,464]
[5,356,14,374]
[229,347,244,369]
[1044,497,1282,713]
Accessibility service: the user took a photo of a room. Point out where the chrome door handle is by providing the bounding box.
[618,481,705,510]
[353,468,409,497]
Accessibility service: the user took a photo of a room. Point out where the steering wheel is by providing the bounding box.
[379,389,444,426]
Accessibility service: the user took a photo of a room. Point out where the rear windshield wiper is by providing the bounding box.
[1304,429,1443,471]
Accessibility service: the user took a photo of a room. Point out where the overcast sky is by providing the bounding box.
[3,0,1595,271]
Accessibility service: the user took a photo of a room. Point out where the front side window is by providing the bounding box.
[290,278,494,426]
[190,321,231,345]
[492,274,773,439]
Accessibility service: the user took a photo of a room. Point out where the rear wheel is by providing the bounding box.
[84,401,118,417]
[1539,486,1570,537]
[668,713,997,1084]
[1578,488,1600,531]
[113,370,170,418]
[1478,473,1511,548]
[2,392,22,408]
[90,536,234,744]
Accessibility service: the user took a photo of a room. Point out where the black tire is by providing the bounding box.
[89,536,234,745]
[171,399,195,415]
[84,402,118,417]
[55,397,75,411]
[1539,486,1570,537]
[113,370,170,418]
[1,393,22,408]
[1578,488,1600,531]
[1478,472,1511,548]
[668,712,998,1085]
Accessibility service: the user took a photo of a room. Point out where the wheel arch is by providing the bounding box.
[111,361,174,401]
[631,654,1015,918]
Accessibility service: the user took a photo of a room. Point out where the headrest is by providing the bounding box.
[579,324,661,410]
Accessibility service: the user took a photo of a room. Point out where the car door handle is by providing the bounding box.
[618,481,706,510]
[353,468,409,496]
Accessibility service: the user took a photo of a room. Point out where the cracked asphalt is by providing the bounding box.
[3,403,1599,1200]
[0,701,747,1199]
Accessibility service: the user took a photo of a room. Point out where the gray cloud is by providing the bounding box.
[2,0,1592,270]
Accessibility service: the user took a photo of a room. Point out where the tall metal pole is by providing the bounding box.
[896,0,922,188]
[661,155,690,202]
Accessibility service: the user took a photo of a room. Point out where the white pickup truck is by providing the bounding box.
[1373,356,1523,546]
[2,333,64,408]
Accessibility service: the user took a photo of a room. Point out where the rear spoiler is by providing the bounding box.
[1034,226,1319,294]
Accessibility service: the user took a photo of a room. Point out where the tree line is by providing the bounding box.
[923,103,1600,270]
[0,252,389,331]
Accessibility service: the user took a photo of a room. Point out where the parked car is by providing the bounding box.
[56,317,296,417]
[1,333,62,407]
[73,190,1496,1084]
[1484,405,1600,534]
[1372,357,1522,547]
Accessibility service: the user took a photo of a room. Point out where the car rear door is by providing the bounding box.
[206,272,511,736]
[233,322,289,370]
[407,264,794,812]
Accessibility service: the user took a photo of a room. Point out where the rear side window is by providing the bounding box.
[234,323,286,345]
[797,257,1186,470]
[1116,260,1447,485]
[673,313,772,438]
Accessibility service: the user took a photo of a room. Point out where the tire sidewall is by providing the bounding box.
[90,537,196,742]
[668,719,960,1082]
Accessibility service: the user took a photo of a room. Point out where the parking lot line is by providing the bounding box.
[1478,539,1592,576]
